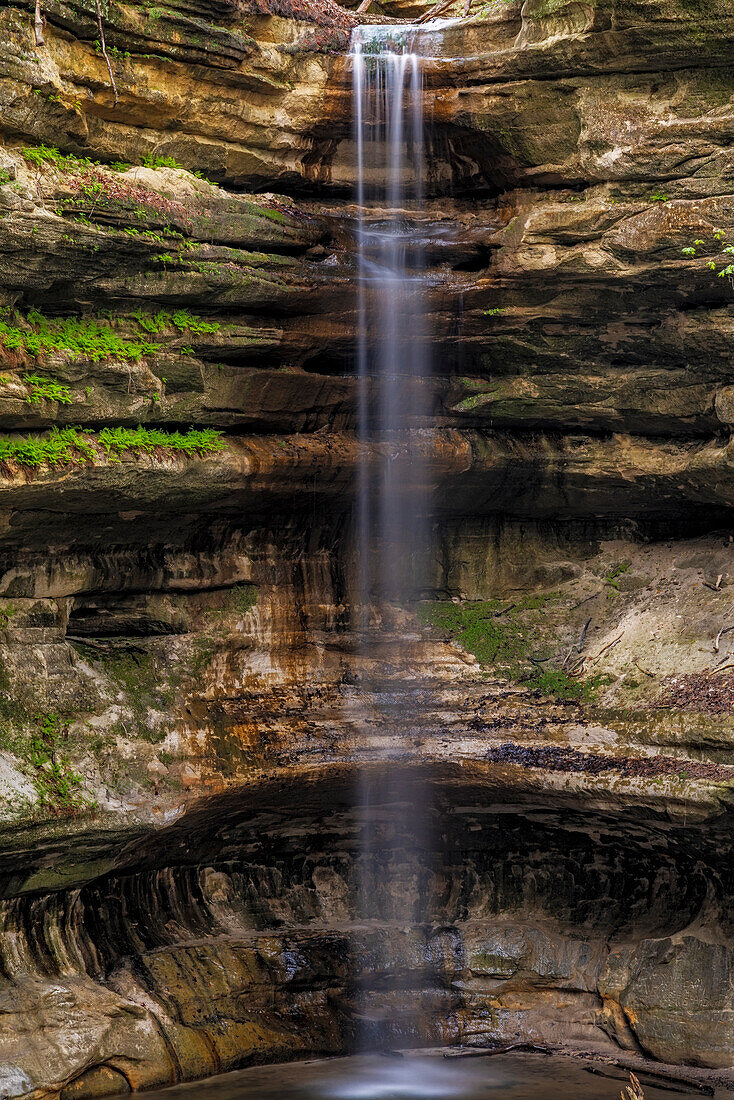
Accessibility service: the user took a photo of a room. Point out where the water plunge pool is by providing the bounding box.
[142,1052,733,1099]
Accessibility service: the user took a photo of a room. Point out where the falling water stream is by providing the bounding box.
[351,22,434,1054]
[353,22,432,609]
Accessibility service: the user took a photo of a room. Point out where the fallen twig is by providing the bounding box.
[570,590,602,610]
[609,1062,713,1097]
[66,635,114,651]
[588,632,624,664]
[584,1065,688,1094]
[633,660,656,678]
[623,1072,646,1099]
[66,636,147,657]
[94,0,118,107]
[714,625,734,653]
[417,0,458,23]
[562,616,593,669]
[711,661,734,676]
[494,603,516,618]
[443,1042,550,1060]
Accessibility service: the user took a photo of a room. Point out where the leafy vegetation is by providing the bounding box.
[26,713,94,815]
[22,143,83,172]
[679,228,734,283]
[22,374,72,405]
[0,309,220,365]
[0,604,17,629]
[141,153,216,183]
[96,426,225,460]
[604,560,631,594]
[0,710,96,817]
[0,426,225,470]
[19,142,220,229]
[131,309,220,336]
[22,142,210,185]
[0,311,158,363]
[418,595,607,703]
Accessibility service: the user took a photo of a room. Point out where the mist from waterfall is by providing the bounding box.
[351,23,434,1052]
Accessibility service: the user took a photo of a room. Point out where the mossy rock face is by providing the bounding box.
[418,594,609,702]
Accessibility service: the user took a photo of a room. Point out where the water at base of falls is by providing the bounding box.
[137,1052,707,1100]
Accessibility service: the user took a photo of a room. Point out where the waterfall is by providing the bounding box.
[351,23,434,1051]
[353,25,430,608]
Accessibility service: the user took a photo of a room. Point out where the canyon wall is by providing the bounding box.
[1,0,734,1094]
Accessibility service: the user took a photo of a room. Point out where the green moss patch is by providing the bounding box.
[419,595,608,703]
[229,584,257,613]
[93,647,171,742]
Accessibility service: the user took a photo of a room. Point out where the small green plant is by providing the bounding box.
[0,169,11,187]
[676,228,734,284]
[650,192,668,202]
[143,154,186,171]
[483,307,507,316]
[141,153,216,184]
[604,561,631,592]
[95,425,225,460]
[0,604,17,628]
[26,713,94,816]
[0,310,221,366]
[22,143,64,169]
[0,427,96,468]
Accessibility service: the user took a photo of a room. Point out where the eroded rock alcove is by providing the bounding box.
[1,0,734,1094]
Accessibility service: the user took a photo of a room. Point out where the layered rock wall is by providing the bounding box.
[0,0,734,1094]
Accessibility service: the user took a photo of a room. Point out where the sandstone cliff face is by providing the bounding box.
[1,0,734,1095]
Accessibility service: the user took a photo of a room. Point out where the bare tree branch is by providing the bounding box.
[34,0,45,45]
[416,0,457,24]
[93,0,119,108]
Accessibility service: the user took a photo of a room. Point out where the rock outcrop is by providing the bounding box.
[0,0,734,1095]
